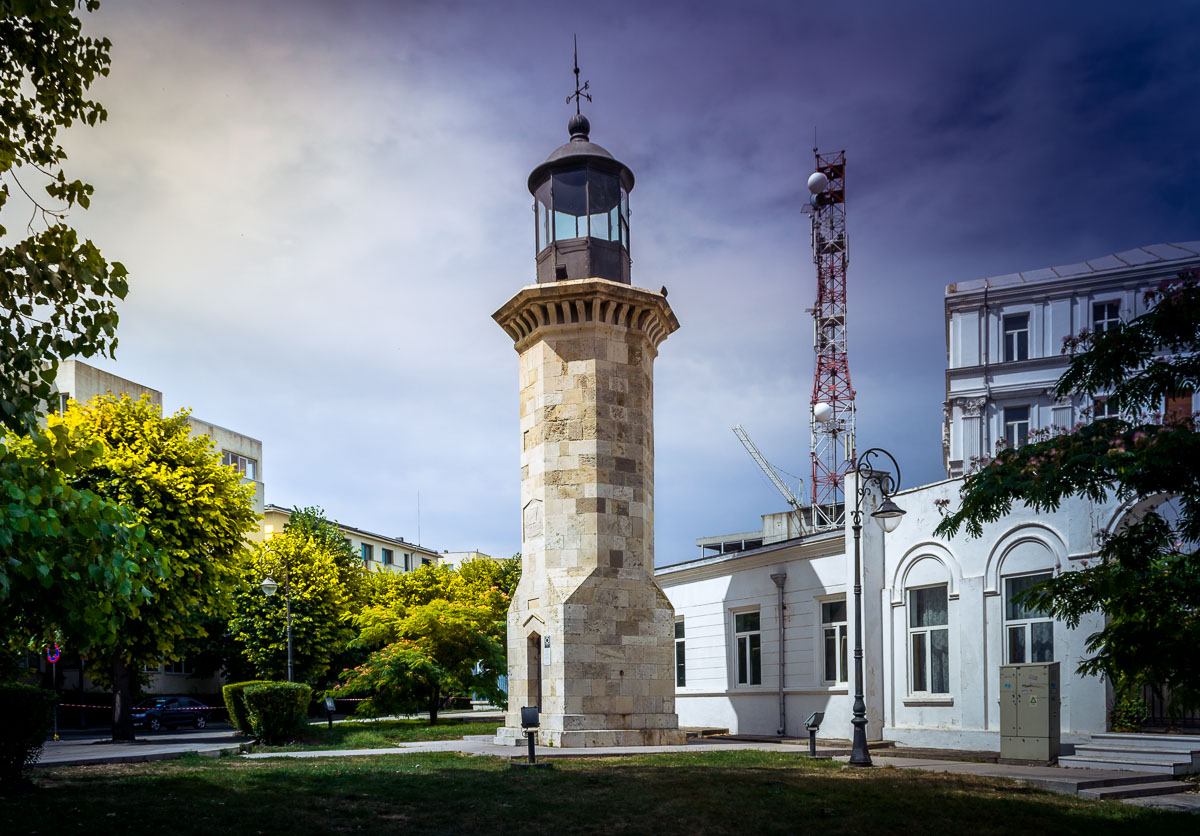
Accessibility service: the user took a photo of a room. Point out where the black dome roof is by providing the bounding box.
[527,117,635,194]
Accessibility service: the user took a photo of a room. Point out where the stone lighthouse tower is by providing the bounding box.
[492,105,684,747]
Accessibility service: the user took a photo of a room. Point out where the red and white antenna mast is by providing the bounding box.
[806,149,855,530]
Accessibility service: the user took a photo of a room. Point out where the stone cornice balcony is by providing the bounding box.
[493,278,680,352]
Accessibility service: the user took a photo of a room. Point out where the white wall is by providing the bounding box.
[657,475,1122,749]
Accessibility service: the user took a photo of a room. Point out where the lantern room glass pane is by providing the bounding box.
[587,170,620,241]
[552,170,587,241]
[535,180,552,250]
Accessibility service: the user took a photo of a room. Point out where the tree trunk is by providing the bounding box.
[111,657,136,741]
[429,683,439,726]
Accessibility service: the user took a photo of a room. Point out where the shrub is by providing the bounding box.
[243,682,312,744]
[222,680,272,735]
[0,683,54,786]
[1111,685,1150,732]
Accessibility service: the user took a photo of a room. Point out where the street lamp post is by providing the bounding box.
[260,548,293,683]
[847,447,906,767]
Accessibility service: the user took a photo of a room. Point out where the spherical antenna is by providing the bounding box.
[813,402,834,424]
[807,171,829,195]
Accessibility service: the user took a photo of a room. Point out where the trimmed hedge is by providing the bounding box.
[0,683,54,785]
[242,682,312,744]
[222,680,272,735]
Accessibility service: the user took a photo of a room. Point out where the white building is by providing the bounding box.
[943,242,1200,477]
[44,360,265,696]
[262,504,441,573]
[655,244,1195,749]
[439,550,496,571]
[52,360,265,518]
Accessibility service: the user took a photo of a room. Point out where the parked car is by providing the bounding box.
[132,696,213,731]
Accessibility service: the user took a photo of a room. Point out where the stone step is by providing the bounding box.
[1068,772,1177,790]
[1058,755,1190,776]
[683,727,728,740]
[1078,780,1194,800]
[1071,746,1198,766]
[1088,733,1200,753]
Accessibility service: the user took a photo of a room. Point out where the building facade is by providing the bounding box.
[943,242,1200,477]
[660,459,1124,750]
[262,504,440,573]
[52,359,265,519]
[656,243,1197,749]
[45,360,264,696]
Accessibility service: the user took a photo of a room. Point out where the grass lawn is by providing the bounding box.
[249,718,502,752]
[3,750,1193,835]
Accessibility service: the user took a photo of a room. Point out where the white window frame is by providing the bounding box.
[1003,405,1030,449]
[818,596,848,685]
[674,618,686,688]
[1002,314,1029,362]
[1003,572,1055,664]
[907,584,949,695]
[731,608,763,688]
[221,450,257,480]
[1092,299,1121,334]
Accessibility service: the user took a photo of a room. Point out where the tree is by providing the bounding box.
[0,418,151,654]
[936,271,1200,713]
[0,1,128,436]
[228,508,368,684]
[334,557,519,723]
[53,395,258,739]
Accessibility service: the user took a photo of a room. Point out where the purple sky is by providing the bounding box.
[41,0,1200,564]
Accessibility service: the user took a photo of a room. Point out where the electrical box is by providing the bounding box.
[999,662,1060,761]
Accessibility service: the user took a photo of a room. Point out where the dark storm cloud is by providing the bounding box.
[57,0,1200,564]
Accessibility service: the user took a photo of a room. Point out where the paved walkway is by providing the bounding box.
[36,727,243,767]
[243,734,819,761]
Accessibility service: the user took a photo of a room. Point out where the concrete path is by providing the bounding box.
[36,727,243,768]
[243,735,820,761]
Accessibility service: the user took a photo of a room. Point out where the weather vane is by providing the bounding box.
[566,34,591,115]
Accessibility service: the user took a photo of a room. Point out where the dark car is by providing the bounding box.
[132,696,213,731]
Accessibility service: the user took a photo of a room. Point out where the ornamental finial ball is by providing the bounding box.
[568,112,590,140]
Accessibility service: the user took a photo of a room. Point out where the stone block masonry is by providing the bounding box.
[492,278,684,747]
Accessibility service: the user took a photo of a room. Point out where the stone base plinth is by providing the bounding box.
[494,725,686,748]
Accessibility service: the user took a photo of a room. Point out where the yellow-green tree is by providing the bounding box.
[334,557,519,723]
[229,507,369,684]
[54,395,258,739]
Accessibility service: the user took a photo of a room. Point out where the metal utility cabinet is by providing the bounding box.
[1000,662,1060,761]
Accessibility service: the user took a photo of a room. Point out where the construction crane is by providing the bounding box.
[732,425,807,536]
[805,149,855,530]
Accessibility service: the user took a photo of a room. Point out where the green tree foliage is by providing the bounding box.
[0,418,150,650]
[229,508,368,684]
[334,556,519,723]
[936,272,1200,712]
[0,1,128,435]
[56,395,257,738]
